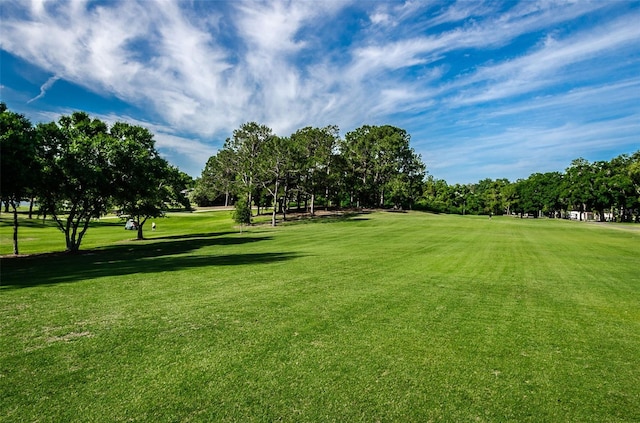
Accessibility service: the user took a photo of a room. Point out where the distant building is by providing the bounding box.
[569,211,594,221]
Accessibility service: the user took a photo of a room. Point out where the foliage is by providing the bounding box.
[192,149,237,206]
[198,123,427,217]
[291,125,340,214]
[36,112,115,252]
[340,125,423,208]
[0,103,38,254]
[232,197,252,231]
[0,104,193,252]
[109,122,185,240]
[257,135,299,226]
[225,122,274,210]
[417,152,639,221]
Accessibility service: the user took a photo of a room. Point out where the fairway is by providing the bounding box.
[1,211,639,422]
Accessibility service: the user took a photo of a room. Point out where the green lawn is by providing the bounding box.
[1,211,639,422]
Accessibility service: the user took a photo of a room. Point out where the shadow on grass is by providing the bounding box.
[148,231,237,241]
[0,232,300,289]
[264,210,371,227]
[0,216,59,229]
[0,216,125,229]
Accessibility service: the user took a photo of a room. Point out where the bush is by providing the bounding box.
[232,198,252,230]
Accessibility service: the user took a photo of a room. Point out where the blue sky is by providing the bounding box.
[1,0,639,183]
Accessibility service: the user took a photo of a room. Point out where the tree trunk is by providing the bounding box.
[271,181,279,227]
[282,198,287,222]
[325,185,330,211]
[310,193,315,215]
[271,202,277,227]
[28,198,34,219]
[11,201,19,255]
[247,191,253,216]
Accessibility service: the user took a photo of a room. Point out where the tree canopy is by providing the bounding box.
[194,123,427,226]
[0,103,38,254]
[0,105,192,253]
[193,120,638,224]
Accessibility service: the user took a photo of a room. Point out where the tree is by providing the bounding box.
[291,125,340,214]
[258,135,299,226]
[563,158,595,221]
[225,122,273,214]
[515,172,564,218]
[341,125,376,207]
[0,103,38,255]
[341,125,424,208]
[110,122,177,240]
[194,149,237,206]
[626,151,640,221]
[233,198,252,232]
[36,112,115,252]
[601,154,637,222]
[390,148,425,209]
[165,167,193,210]
[419,176,449,212]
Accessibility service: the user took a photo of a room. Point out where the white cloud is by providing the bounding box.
[446,14,640,107]
[1,0,638,181]
[370,12,392,26]
[27,75,59,103]
[423,113,640,183]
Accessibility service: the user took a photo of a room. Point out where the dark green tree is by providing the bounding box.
[516,172,564,218]
[36,112,114,252]
[109,122,178,240]
[563,158,596,221]
[225,122,273,213]
[232,197,252,232]
[341,125,424,208]
[291,125,340,214]
[193,149,237,206]
[0,103,38,255]
[626,151,640,221]
[258,135,298,226]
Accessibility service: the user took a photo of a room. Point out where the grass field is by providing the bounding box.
[1,211,639,422]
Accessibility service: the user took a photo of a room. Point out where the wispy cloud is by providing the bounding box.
[1,0,638,182]
[447,14,640,107]
[27,75,59,103]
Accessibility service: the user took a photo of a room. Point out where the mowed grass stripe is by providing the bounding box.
[1,211,639,421]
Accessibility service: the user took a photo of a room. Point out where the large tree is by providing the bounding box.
[109,122,177,240]
[387,146,425,210]
[562,158,590,220]
[0,103,38,255]
[516,172,564,218]
[36,113,115,252]
[291,125,340,214]
[258,135,299,226]
[341,125,423,208]
[193,148,237,207]
[626,151,640,221]
[224,122,273,215]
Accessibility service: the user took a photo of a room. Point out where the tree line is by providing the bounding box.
[1,104,192,254]
[192,122,426,226]
[3,103,639,254]
[193,122,639,224]
[419,154,640,221]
